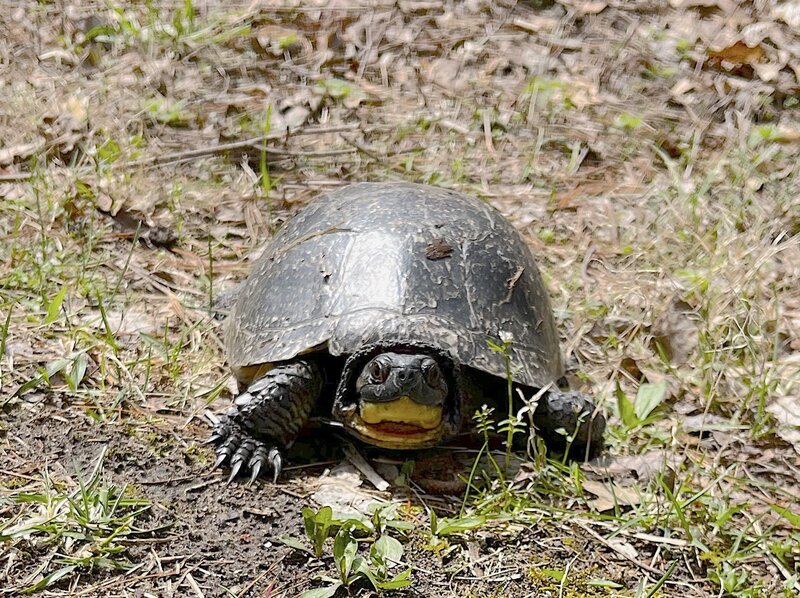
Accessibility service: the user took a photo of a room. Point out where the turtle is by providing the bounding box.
[209,182,605,482]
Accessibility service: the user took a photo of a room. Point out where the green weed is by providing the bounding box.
[0,450,153,593]
[282,506,413,596]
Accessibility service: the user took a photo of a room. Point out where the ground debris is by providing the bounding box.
[2,0,799,595]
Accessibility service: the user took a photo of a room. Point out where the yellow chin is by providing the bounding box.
[352,396,444,448]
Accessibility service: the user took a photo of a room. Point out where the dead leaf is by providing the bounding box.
[680,413,741,435]
[607,538,639,560]
[707,42,766,77]
[426,238,453,260]
[65,96,88,125]
[584,450,679,486]
[252,25,309,57]
[582,479,641,511]
[620,356,643,380]
[0,141,44,166]
[79,305,165,337]
[766,395,800,455]
[670,0,735,12]
[421,58,468,95]
[773,2,800,32]
[650,298,699,365]
[558,0,607,15]
[310,462,391,520]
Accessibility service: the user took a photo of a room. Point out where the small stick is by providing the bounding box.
[343,443,390,491]
[575,521,666,577]
[124,124,360,167]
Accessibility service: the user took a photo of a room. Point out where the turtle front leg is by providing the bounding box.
[209,360,322,483]
[534,390,605,460]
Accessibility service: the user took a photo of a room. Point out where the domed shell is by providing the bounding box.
[226,183,563,388]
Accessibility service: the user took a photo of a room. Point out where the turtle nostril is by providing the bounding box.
[396,369,415,384]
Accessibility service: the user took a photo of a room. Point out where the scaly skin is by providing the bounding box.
[208,360,322,483]
[533,390,606,460]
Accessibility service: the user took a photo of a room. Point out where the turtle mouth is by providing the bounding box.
[347,395,445,448]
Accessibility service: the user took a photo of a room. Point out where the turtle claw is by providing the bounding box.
[208,422,284,483]
[213,452,228,470]
[248,462,262,486]
[268,448,283,483]
[205,433,223,445]
[227,459,243,484]
[248,445,267,484]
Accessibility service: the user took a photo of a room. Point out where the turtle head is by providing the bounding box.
[332,344,461,449]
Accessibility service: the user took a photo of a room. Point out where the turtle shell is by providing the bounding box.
[226,182,563,388]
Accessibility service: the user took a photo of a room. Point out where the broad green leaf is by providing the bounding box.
[302,506,333,557]
[335,515,372,535]
[67,352,88,391]
[615,383,637,428]
[386,519,414,531]
[347,556,367,585]
[314,506,333,527]
[434,516,486,536]
[634,381,667,421]
[356,561,380,590]
[371,535,404,567]
[378,568,413,590]
[301,507,316,541]
[277,534,311,554]
[333,527,357,580]
[297,583,341,598]
[44,286,68,325]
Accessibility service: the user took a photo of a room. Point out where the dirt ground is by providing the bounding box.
[2,1,800,597]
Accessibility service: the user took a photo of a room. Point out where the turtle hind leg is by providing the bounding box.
[534,390,606,460]
[209,359,322,482]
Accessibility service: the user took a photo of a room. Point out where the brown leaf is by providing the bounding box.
[0,141,44,166]
[584,450,680,486]
[252,26,308,57]
[680,413,738,434]
[421,58,468,95]
[425,238,454,260]
[766,395,800,455]
[310,462,390,520]
[620,356,643,380]
[650,298,699,365]
[707,41,765,77]
[582,479,641,511]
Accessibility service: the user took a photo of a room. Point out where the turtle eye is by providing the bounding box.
[422,359,442,387]
[368,359,389,384]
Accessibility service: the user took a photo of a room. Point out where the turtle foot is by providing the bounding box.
[206,359,322,483]
[209,417,284,483]
[535,390,605,460]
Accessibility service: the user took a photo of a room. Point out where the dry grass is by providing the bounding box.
[1,0,799,596]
